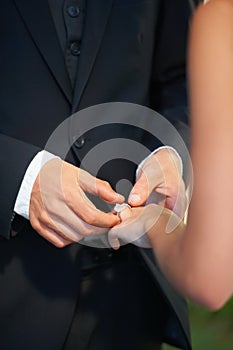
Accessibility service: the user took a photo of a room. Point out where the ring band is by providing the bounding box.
[114,203,131,216]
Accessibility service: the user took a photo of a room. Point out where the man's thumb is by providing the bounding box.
[128,173,149,206]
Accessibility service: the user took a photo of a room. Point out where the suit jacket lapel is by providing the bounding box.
[72,0,114,112]
[14,0,72,103]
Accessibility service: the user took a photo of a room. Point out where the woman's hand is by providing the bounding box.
[108,204,165,249]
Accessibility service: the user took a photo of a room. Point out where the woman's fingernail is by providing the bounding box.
[128,194,141,203]
[112,238,120,250]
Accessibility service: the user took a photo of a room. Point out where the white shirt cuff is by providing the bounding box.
[14,150,59,220]
[136,146,183,179]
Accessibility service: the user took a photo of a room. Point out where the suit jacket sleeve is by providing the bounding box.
[149,0,201,181]
[0,133,40,239]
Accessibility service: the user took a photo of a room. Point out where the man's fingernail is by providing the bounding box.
[116,193,125,202]
[128,194,141,203]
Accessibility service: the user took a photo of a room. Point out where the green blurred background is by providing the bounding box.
[163,297,233,350]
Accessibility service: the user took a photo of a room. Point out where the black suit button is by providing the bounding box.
[70,42,81,56]
[67,5,80,17]
[74,136,85,149]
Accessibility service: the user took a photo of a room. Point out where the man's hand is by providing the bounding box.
[128,149,187,218]
[29,158,124,248]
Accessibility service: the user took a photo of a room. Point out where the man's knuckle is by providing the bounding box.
[64,190,73,206]
[96,181,107,195]
[103,180,110,189]
[86,215,97,226]
[54,240,66,249]
[40,211,49,224]
[32,221,41,233]
[83,227,94,236]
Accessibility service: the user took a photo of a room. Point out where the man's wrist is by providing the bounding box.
[14,150,59,220]
[136,146,183,179]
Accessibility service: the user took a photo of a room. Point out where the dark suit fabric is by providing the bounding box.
[0,0,193,349]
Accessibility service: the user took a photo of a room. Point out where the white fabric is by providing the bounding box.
[14,150,58,219]
[136,146,183,179]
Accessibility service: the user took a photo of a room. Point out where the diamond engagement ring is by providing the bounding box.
[113,203,131,216]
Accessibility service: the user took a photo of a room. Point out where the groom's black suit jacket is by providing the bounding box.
[0,0,194,349]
